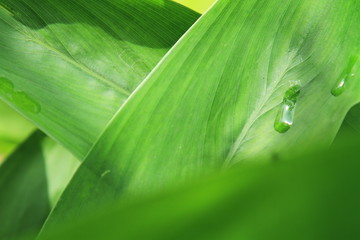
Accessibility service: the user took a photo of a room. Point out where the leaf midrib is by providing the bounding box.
[0,8,132,96]
[29,37,132,96]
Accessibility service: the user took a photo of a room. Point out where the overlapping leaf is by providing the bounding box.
[40,0,360,233]
[0,0,199,158]
[39,137,360,240]
[0,131,79,239]
[0,1,202,239]
[335,103,360,141]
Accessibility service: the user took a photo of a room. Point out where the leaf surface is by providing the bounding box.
[335,103,360,140]
[0,0,199,158]
[39,137,360,240]
[40,0,360,232]
[0,131,79,239]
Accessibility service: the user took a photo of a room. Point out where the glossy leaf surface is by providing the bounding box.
[0,0,199,158]
[41,0,360,232]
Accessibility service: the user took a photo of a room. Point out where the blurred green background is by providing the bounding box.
[38,133,360,240]
[0,101,34,163]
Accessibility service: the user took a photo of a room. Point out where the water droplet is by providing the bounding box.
[274,99,296,133]
[331,56,358,97]
[274,83,301,134]
[284,84,301,102]
[15,92,41,113]
[0,77,41,114]
[331,75,347,97]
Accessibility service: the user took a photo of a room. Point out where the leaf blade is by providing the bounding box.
[0,0,199,158]
[38,136,360,240]
[0,131,79,239]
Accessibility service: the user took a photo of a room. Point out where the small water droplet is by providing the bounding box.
[274,83,301,134]
[15,92,41,113]
[331,56,358,97]
[274,99,296,133]
[331,76,347,97]
[0,77,41,114]
[284,83,301,102]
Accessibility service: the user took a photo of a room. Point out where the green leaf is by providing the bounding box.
[0,131,79,239]
[0,0,199,158]
[335,103,360,140]
[38,136,360,240]
[39,0,360,233]
[41,136,80,208]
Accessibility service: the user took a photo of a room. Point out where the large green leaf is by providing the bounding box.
[38,137,360,240]
[0,0,199,158]
[40,0,360,233]
[0,131,79,239]
[0,2,200,237]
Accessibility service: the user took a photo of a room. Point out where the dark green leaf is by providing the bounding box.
[0,131,79,239]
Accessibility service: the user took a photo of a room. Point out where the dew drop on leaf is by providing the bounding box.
[0,77,41,114]
[274,83,301,134]
[274,99,296,133]
[331,76,347,97]
[331,55,358,97]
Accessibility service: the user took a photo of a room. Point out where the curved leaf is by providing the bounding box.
[335,103,360,141]
[0,131,78,239]
[0,0,199,158]
[40,0,360,232]
[38,137,360,240]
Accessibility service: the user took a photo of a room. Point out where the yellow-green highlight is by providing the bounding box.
[174,0,216,13]
[0,101,35,163]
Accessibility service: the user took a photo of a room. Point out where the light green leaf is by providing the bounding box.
[0,0,199,158]
[39,0,360,233]
[0,131,79,239]
[41,136,80,208]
